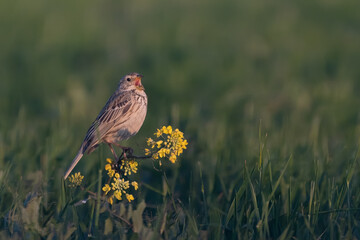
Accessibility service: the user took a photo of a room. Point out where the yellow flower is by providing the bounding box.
[107,169,115,177]
[177,148,183,156]
[121,160,138,176]
[161,126,169,134]
[108,196,114,205]
[102,156,141,204]
[156,140,163,148]
[182,140,188,149]
[102,125,187,204]
[175,129,184,138]
[147,126,188,164]
[102,184,111,195]
[129,160,138,173]
[166,126,172,134]
[126,194,134,202]
[112,178,130,193]
[114,190,122,200]
[147,138,155,147]
[169,153,177,163]
[105,164,115,177]
[105,164,111,171]
[68,172,84,188]
[158,148,167,158]
[132,181,138,190]
[155,129,162,137]
[105,159,115,177]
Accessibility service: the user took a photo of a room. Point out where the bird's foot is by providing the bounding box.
[119,147,134,160]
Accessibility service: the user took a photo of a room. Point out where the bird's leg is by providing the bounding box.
[120,147,132,159]
[107,143,118,160]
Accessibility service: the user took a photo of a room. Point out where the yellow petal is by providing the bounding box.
[169,153,177,163]
[156,140,163,148]
[114,190,122,200]
[145,148,151,155]
[102,184,111,195]
[126,194,134,202]
[105,164,111,171]
[155,129,162,137]
[132,181,139,190]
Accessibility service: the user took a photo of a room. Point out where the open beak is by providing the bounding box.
[135,75,145,90]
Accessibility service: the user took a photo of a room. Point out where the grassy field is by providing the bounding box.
[1,0,360,239]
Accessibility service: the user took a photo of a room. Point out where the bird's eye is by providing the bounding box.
[126,78,131,82]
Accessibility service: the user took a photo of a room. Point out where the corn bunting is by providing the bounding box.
[64,73,147,179]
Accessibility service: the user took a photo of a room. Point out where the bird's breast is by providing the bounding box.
[114,94,147,141]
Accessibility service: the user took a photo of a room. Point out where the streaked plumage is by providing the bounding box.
[64,73,147,179]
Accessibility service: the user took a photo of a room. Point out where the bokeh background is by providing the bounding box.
[1,0,360,238]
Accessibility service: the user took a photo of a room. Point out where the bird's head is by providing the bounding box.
[119,73,145,91]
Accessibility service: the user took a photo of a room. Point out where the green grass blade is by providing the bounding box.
[226,167,249,224]
[267,155,292,201]
[95,169,102,228]
[245,162,260,221]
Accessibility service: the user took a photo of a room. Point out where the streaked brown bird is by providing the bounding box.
[64,73,147,179]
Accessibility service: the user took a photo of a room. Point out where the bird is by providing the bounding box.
[64,72,147,179]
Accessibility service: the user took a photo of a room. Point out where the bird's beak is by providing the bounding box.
[135,75,145,90]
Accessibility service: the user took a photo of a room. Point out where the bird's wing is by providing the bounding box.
[81,91,134,153]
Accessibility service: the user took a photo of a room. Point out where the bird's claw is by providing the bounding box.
[118,147,134,161]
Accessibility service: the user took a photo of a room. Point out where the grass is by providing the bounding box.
[1,0,360,239]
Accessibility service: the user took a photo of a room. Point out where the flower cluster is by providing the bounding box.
[102,158,138,204]
[78,125,188,205]
[67,172,84,188]
[104,158,138,177]
[120,159,138,176]
[145,126,188,164]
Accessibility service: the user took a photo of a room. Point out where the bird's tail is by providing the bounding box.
[64,150,84,179]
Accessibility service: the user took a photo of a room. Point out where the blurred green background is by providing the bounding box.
[1,0,360,238]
